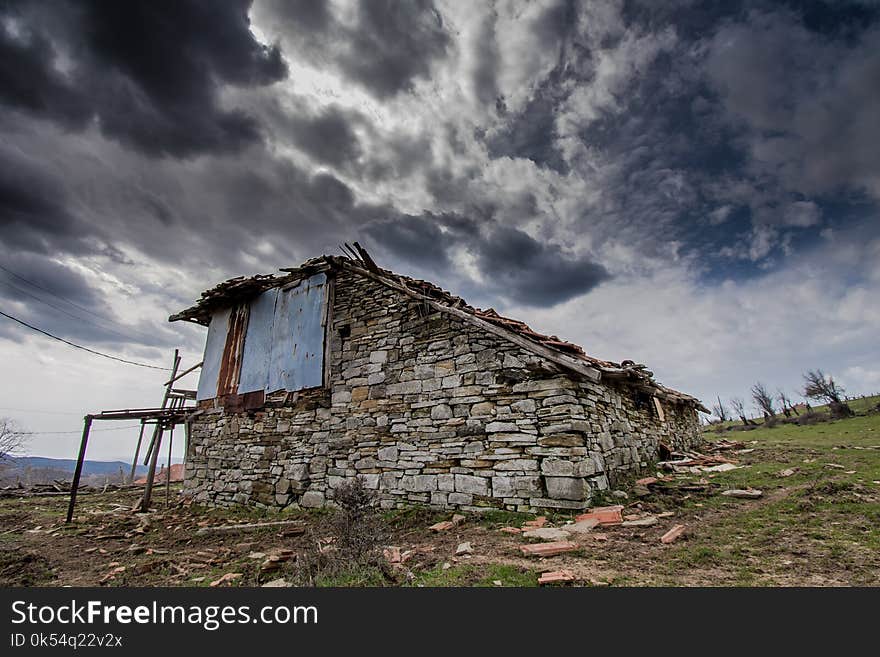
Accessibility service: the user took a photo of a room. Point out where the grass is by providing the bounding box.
[664,408,880,585]
[412,563,538,587]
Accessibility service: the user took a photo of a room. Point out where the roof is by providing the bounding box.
[170,246,707,411]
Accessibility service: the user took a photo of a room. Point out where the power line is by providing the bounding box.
[21,424,142,436]
[0,309,170,370]
[0,263,160,344]
[0,407,84,416]
[0,263,131,329]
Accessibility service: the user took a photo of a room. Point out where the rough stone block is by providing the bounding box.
[431,403,453,420]
[544,476,588,501]
[454,474,489,495]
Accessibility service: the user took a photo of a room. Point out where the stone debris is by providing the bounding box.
[429,521,455,532]
[702,463,739,473]
[575,505,623,526]
[262,578,291,587]
[538,570,577,585]
[721,489,763,499]
[383,546,402,564]
[565,518,600,534]
[777,468,796,477]
[209,572,242,587]
[660,524,686,544]
[621,516,658,527]
[260,548,296,572]
[520,541,579,557]
[455,542,473,556]
[522,527,571,541]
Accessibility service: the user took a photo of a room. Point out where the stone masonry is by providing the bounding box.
[184,268,702,512]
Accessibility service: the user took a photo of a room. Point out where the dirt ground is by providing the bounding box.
[2,409,879,587]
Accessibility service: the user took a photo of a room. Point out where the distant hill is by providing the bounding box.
[4,456,148,477]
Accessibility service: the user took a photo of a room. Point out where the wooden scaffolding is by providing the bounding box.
[65,350,202,522]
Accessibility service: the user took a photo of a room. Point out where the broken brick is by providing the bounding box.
[429,521,455,532]
[575,505,623,525]
[522,516,547,529]
[520,541,578,557]
[538,570,577,585]
[499,527,522,534]
[636,476,658,486]
[660,524,686,544]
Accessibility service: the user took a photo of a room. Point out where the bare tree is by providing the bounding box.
[0,418,27,462]
[751,382,775,421]
[711,395,729,423]
[803,369,853,418]
[730,397,754,426]
[777,389,797,417]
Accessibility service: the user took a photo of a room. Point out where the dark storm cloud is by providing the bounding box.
[268,104,364,169]
[704,9,880,200]
[0,0,286,157]
[0,251,178,349]
[475,227,610,306]
[365,215,609,307]
[258,0,449,98]
[485,74,569,173]
[472,9,501,108]
[0,144,93,256]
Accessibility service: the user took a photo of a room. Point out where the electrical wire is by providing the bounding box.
[0,263,134,330]
[20,424,142,436]
[0,309,170,370]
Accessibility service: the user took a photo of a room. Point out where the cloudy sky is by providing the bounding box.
[1,0,878,461]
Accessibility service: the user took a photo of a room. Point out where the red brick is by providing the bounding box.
[636,477,658,486]
[575,505,623,525]
[522,516,547,529]
[538,570,577,585]
[499,527,522,534]
[660,524,686,544]
[429,521,455,532]
[520,541,579,557]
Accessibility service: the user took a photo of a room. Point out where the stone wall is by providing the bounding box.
[185,269,702,512]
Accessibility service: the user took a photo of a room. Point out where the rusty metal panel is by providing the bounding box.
[238,287,278,394]
[217,303,249,396]
[268,272,327,392]
[196,307,230,401]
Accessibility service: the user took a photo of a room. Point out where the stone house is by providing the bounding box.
[171,250,706,512]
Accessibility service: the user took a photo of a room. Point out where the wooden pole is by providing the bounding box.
[141,423,163,512]
[66,415,93,523]
[165,423,174,507]
[142,350,180,466]
[128,420,147,484]
[139,349,179,512]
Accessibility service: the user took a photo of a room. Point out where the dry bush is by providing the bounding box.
[291,477,390,585]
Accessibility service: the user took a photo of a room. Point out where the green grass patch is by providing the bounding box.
[413,562,538,587]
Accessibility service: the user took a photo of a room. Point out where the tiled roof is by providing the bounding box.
[169,251,706,411]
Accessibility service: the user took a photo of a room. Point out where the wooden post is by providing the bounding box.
[165,423,174,507]
[143,350,181,464]
[128,420,147,484]
[141,423,163,512]
[66,415,93,523]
